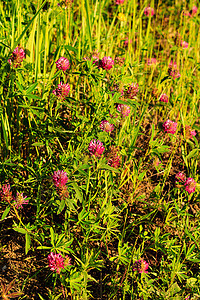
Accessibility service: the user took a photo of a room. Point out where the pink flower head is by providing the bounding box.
[100,120,114,133]
[160,93,169,103]
[8,47,26,68]
[99,56,114,70]
[0,184,13,204]
[144,7,154,16]
[192,5,198,15]
[185,177,196,194]
[124,83,139,99]
[48,252,64,274]
[147,58,157,66]
[14,192,28,209]
[133,259,149,273]
[181,41,189,49]
[107,146,121,168]
[52,170,68,188]
[124,37,132,47]
[88,140,105,158]
[163,119,177,134]
[117,104,131,117]
[115,0,125,4]
[55,57,70,71]
[183,10,191,17]
[52,82,70,99]
[175,172,186,183]
[190,130,196,137]
[168,61,181,79]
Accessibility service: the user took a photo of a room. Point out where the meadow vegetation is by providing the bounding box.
[0,0,200,299]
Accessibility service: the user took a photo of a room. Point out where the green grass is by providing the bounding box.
[0,0,200,299]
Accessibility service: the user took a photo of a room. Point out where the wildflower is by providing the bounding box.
[175,172,186,183]
[48,252,65,274]
[52,82,70,99]
[115,0,125,4]
[98,56,114,70]
[100,120,114,133]
[168,60,181,79]
[147,58,157,66]
[52,170,68,188]
[124,83,139,99]
[163,119,177,134]
[160,93,169,103]
[107,146,121,168]
[117,104,130,117]
[118,13,126,22]
[88,140,105,158]
[0,184,13,204]
[144,7,154,16]
[83,51,100,64]
[184,125,197,139]
[14,192,28,209]
[133,259,149,273]
[124,37,132,47]
[8,47,26,68]
[185,177,196,194]
[192,5,198,15]
[181,41,188,49]
[55,57,70,71]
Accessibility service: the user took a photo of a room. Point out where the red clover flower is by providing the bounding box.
[124,83,139,99]
[0,184,13,204]
[14,192,28,209]
[52,170,68,188]
[55,57,70,71]
[100,120,114,133]
[168,61,181,79]
[160,93,169,103]
[107,146,121,169]
[175,172,186,183]
[144,7,154,16]
[98,56,114,70]
[8,47,26,68]
[185,178,196,194]
[115,0,125,4]
[147,58,157,66]
[181,41,188,49]
[124,37,132,47]
[184,125,197,139]
[88,140,105,158]
[163,119,177,134]
[133,259,149,273]
[48,252,65,274]
[117,104,130,117]
[52,82,70,99]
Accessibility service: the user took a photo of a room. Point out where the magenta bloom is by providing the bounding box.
[14,192,28,209]
[192,5,198,15]
[52,170,68,188]
[124,83,139,99]
[124,37,132,47]
[133,259,149,273]
[48,252,65,274]
[117,104,130,117]
[55,57,70,71]
[99,56,114,70]
[88,140,105,158]
[160,93,169,103]
[115,0,125,4]
[52,82,70,99]
[181,41,188,49]
[144,7,154,16]
[175,172,186,183]
[163,119,177,134]
[100,120,114,133]
[190,130,196,138]
[168,61,181,79]
[147,58,157,66]
[0,184,13,204]
[185,178,196,194]
[108,155,120,168]
[8,47,26,68]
